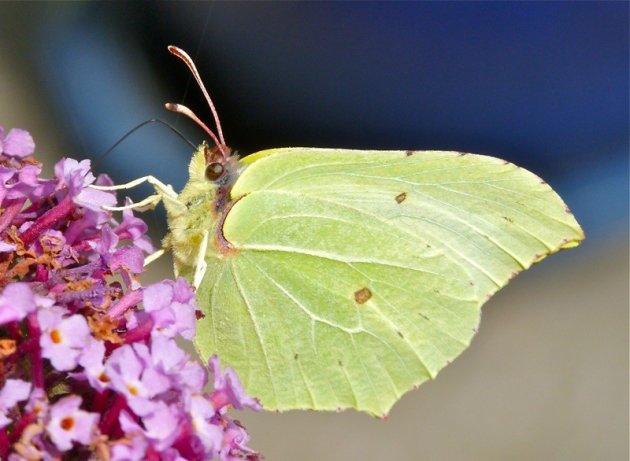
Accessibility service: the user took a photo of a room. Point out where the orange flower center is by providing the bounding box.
[60,417,74,431]
[50,329,62,344]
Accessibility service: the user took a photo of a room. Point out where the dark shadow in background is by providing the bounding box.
[1,2,627,239]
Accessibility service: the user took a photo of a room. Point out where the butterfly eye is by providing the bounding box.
[205,162,225,181]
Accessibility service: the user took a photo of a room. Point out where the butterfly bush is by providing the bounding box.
[0,126,261,460]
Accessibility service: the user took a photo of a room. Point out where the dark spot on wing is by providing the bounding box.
[395,192,407,204]
[354,287,372,304]
[294,353,299,360]
[338,360,343,367]
[419,312,429,320]
[502,216,514,223]
[405,150,414,156]
[397,331,404,339]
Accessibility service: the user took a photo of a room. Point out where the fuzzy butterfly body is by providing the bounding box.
[137,46,584,417]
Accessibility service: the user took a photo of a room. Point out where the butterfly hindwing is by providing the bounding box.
[193,148,583,416]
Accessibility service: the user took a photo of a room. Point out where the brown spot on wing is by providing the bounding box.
[405,150,414,156]
[395,192,407,204]
[354,287,372,304]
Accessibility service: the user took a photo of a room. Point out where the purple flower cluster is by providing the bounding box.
[0,127,261,460]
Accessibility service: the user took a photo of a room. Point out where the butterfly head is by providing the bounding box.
[202,143,241,187]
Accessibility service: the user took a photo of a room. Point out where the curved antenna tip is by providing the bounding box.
[167,45,186,58]
[167,45,226,148]
[165,102,228,160]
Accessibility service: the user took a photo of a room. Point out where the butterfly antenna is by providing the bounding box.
[164,102,227,159]
[168,45,226,147]
[94,118,197,167]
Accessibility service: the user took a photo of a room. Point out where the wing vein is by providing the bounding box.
[230,260,280,405]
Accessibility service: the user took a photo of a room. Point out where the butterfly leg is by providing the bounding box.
[192,230,209,290]
[102,194,163,212]
[144,247,167,267]
[91,175,178,198]
[92,176,186,267]
[91,175,180,211]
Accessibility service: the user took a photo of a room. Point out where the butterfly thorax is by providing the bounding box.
[164,145,243,278]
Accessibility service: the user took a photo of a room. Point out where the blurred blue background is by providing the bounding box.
[1,3,627,460]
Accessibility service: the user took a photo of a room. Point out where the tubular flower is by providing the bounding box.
[0,126,261,460]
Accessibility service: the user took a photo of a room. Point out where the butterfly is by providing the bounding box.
[99,46,584,417]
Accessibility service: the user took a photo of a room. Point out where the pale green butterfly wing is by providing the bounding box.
[193,148,583,416]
